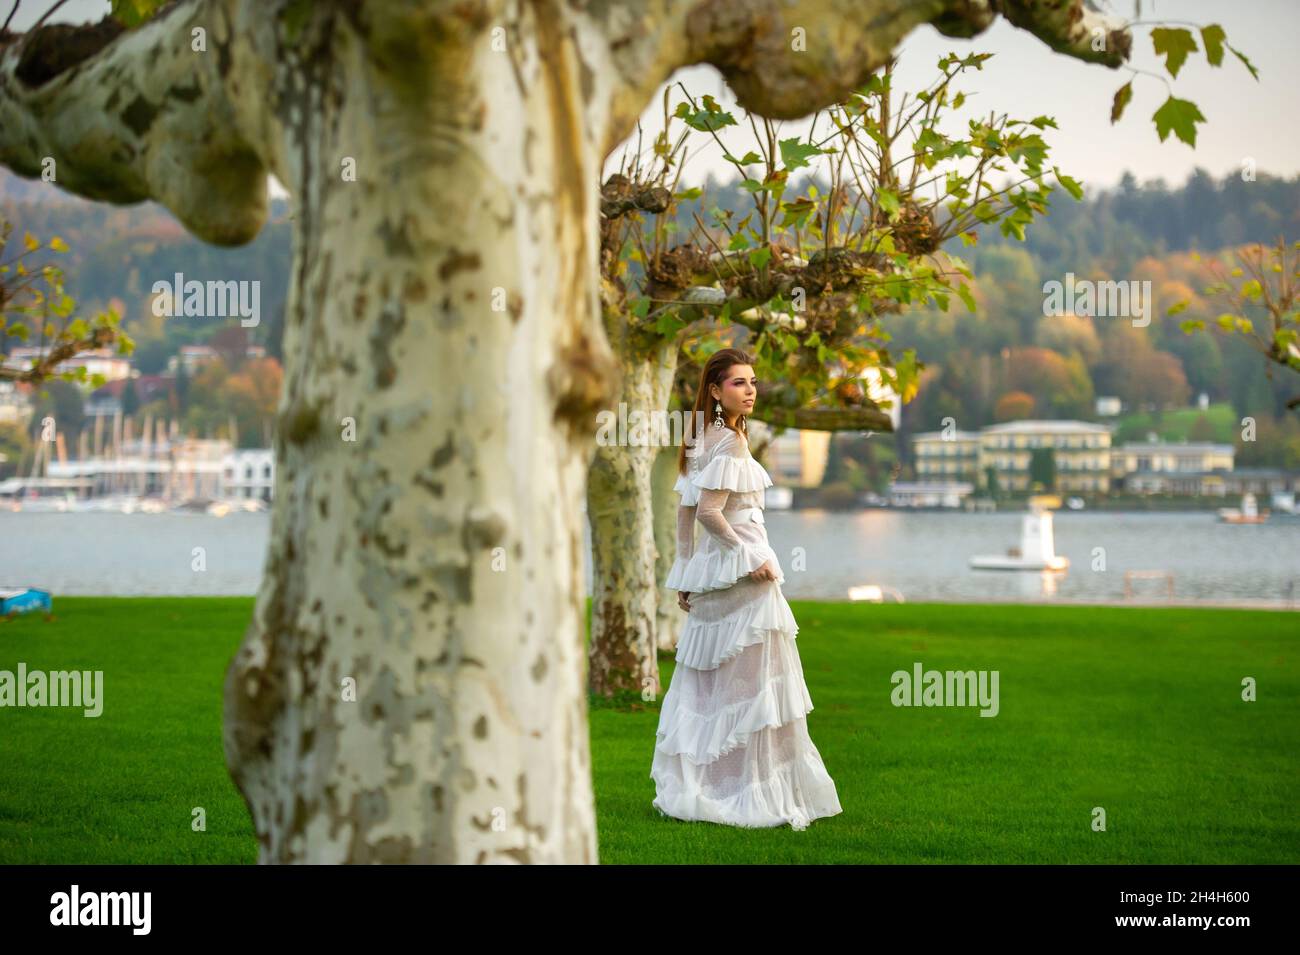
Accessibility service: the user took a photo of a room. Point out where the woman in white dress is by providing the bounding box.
[651,347,843,830]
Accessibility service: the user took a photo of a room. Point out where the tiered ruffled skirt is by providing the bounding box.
[651,575,843,830]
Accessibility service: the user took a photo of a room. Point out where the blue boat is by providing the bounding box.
[1,587,52,616]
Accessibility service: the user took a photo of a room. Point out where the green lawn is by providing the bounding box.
[2,598,1296,863]
[1114,402,1238,444]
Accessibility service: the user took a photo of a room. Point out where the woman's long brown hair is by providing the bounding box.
[677,347,755,476]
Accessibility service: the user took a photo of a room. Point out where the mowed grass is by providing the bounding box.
[1,598,1297,863]
[1115,401,1238,443]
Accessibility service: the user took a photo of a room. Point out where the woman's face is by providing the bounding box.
[711,363,756,420]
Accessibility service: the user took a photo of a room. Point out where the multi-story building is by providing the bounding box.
[979,420,1112,493]
[3,346,132,388]
[913,430,981,481]
[1112,441,1233,480]
[166,344,267,375]
[766,427,831,488]
[909,420,1112,493]
[222,449,274,502]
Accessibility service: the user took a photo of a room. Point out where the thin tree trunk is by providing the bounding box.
[586,334,676,696]
[652,441,684,653]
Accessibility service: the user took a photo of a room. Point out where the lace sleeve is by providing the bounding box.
[675,502,697,562]
[695,487,744,549]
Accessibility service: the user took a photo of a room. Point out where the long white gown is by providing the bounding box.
[651,423,842,830]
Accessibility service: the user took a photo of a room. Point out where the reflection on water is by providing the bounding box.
[4,509,1298,605]
[755,509,1300,604]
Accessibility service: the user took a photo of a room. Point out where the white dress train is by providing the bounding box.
[651,425,842,830]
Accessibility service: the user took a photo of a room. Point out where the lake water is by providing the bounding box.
[3,510,1298,606]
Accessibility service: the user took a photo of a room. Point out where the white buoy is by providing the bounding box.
[970,499,1069,571]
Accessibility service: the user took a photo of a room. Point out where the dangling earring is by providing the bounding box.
[713,400,724,429]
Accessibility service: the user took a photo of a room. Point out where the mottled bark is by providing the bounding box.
[585,334,677,696]
[652,443,684,653]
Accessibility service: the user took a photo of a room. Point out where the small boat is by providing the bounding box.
[72,494,140,513]
[1218,492,1269,524]
[1066,496,1085,510]
[971,501,1069,571]
[13,494,73,512]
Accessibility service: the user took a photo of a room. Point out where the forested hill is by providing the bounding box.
[3,166,1299,447]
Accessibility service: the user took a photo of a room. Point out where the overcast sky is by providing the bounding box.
[14,0,1299,198]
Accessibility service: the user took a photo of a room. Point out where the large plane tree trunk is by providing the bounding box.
[220,4,620,862]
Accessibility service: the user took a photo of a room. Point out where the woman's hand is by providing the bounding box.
[676,591,692,612]
[748,559,778,582]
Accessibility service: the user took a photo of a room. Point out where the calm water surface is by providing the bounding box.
[3,510,1298,604]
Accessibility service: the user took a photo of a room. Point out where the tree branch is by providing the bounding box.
[0,0,270,245]
[751,403,894,432]
[600,0,1131,156]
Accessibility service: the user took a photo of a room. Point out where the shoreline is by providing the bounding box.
[6,593,1295,612]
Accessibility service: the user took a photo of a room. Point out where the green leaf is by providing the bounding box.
[1229,44,1259,80]
[1166,299,1190,316]
[1111,81,1133,124]
[1152,96,1207,146]
[779,197,816,229]
[1200,24,1226,66]
[1151,27,1198,78]
[678,96,737,132]
[655,312,685,337]
[748,247,772,270]
[1216,313,1237,331]
[1052,166,1084,201]
[876,189,900,217]
[727,231,750,251]
[778,138,823,170]
[49,236,69,253]
[110,0,167,28]
[957,283,977,313]
[1180,318,1205,333]
[1241,279,1263,300]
